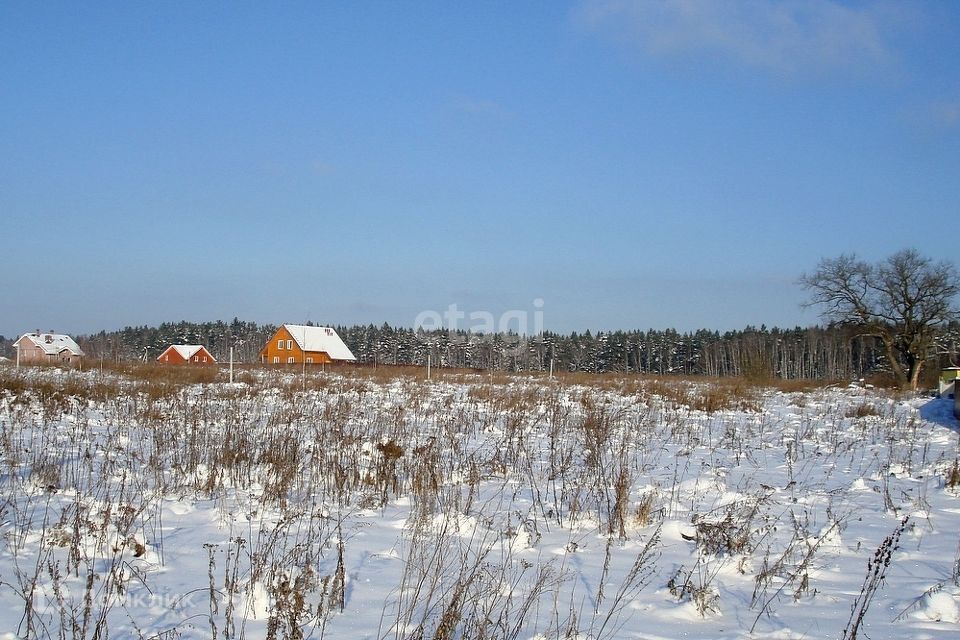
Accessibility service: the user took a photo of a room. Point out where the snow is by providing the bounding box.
[923,591,960,623]
[166,344,206,360]
[1,368,959,639]
[284,324,357,361]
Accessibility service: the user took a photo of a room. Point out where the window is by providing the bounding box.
[194,356,199,362]
[286,340,293,350]
[273,356,280,363]
[287,356,295,364]
[306,357,313,364]
[277,339,284,350]
[202,357,207,363]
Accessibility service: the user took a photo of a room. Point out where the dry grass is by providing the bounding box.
[107,362,221,385]
[845,402,883,419]
[0,368,124,410]
[0,361,934,638]
[947,460,960,489]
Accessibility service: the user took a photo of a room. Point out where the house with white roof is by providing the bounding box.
[14,331,85,365]
[259,324,356,365]
[157,344,217,365]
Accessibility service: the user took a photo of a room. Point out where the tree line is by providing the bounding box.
[4,319,959,384]
[337,322,960,383]
[2,251,955,387]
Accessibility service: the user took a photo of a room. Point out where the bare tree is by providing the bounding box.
[799,249,959,389]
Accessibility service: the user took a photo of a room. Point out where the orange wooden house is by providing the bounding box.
[259,324,356,365]
[157,344,217,365]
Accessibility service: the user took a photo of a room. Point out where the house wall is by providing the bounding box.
[58,350,81,365]
[15,337,82,365]
[259,326,333,365]
[16,339,47,362]
[189,347,215,364]
[940,379,956,399]
[158,347,187,364]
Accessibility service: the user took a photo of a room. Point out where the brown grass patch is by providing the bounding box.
[845,403,882,419]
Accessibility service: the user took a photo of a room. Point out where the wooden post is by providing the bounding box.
[229,346,234,384]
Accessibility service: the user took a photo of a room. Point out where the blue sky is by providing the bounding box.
[2,1,958,338]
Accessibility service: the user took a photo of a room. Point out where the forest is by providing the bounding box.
[5,318,960,385]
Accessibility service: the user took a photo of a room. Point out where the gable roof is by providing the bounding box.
[16,332,85,357]
[162,345,210,360]
[283,324,356,361]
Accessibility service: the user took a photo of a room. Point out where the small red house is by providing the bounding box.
[157,345,217,365]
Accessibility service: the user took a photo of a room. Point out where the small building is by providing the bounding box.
[157,344,217,365]
[936,368,960,419]
[14,331,85,365]
[940,367,960,397]
[259,324,356,365]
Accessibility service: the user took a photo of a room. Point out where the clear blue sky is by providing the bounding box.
[2,1,958,338]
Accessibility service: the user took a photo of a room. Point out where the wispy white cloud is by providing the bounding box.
[574,0,902,75]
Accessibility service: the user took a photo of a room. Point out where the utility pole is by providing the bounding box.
[229,346,234,384]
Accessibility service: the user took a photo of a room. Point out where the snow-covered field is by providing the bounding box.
[1,366,959,639]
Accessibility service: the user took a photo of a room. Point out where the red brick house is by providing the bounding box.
[156,344,217,365]
[15,331,85,365]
